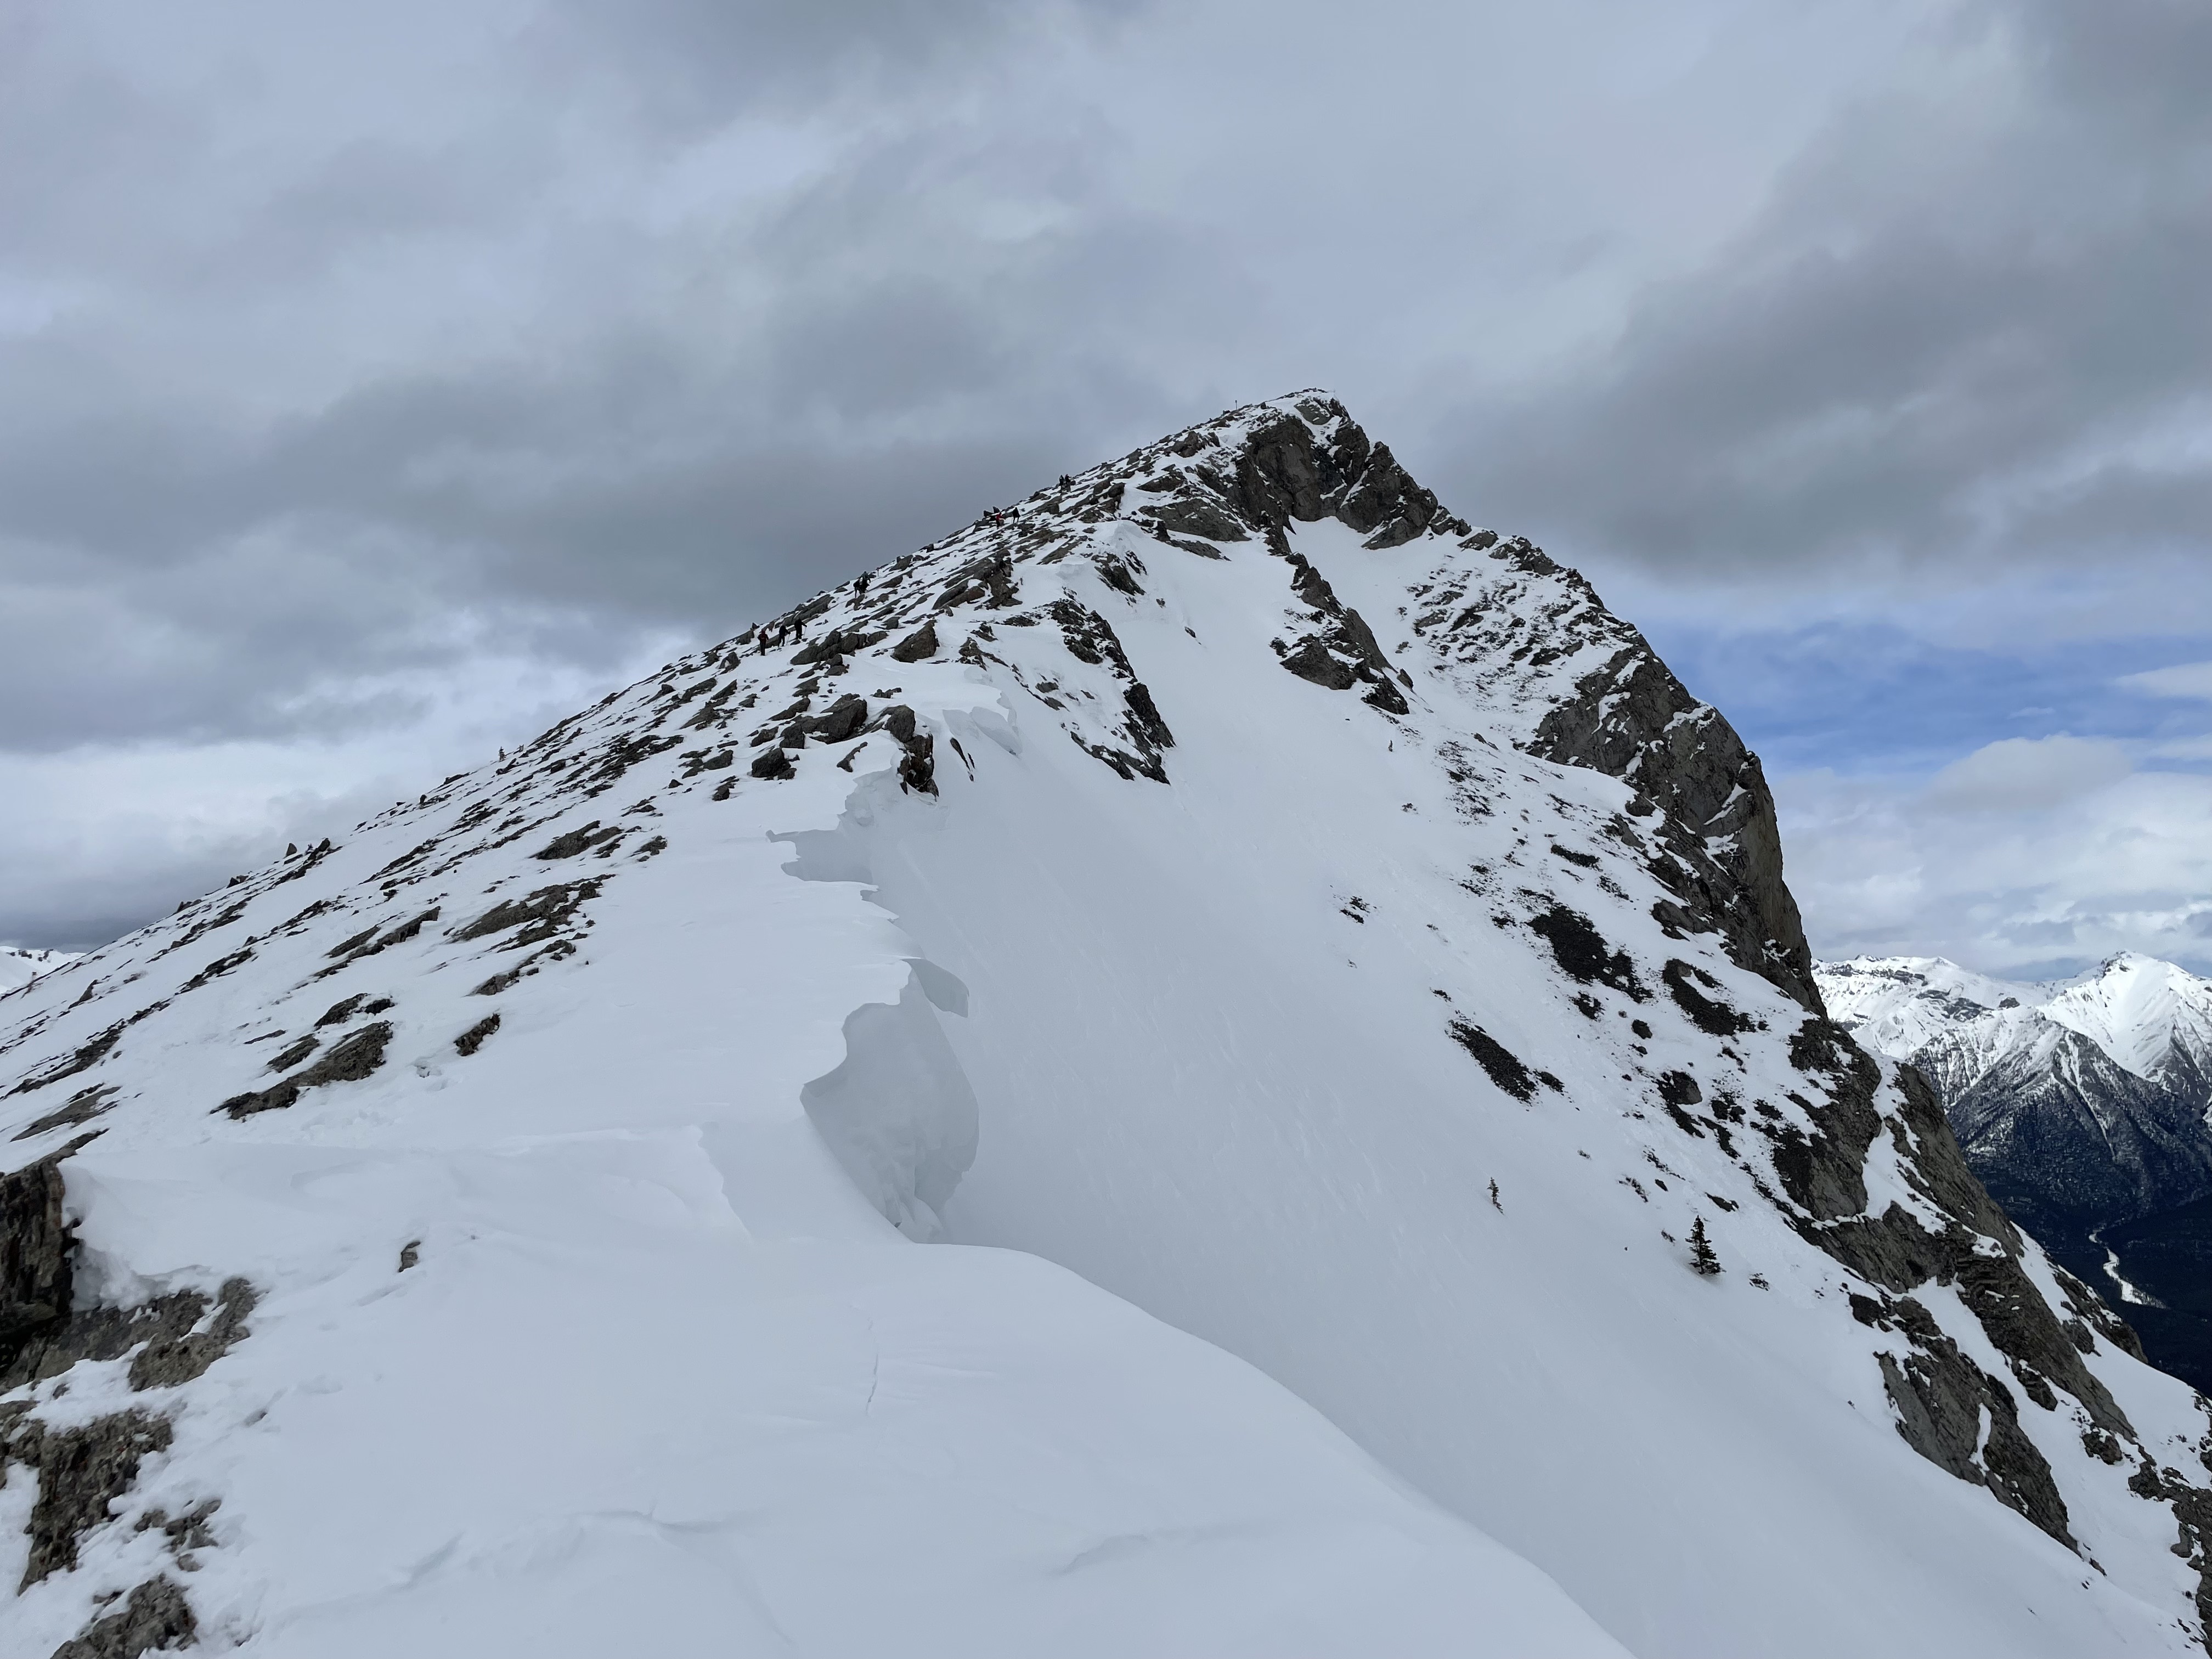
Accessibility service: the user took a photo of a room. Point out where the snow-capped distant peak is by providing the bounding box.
[2040,952,2212,1082]
[0,945,78,996]
[1815,949,2212,1250]
[1823,950,2212,1086]
[1812,955,2040,1060]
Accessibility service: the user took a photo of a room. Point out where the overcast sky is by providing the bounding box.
[4,0,2208,978]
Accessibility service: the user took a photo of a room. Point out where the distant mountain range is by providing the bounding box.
[1819,952,2212,1390]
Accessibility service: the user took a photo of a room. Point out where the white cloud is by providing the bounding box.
[2118,659,2212,701]
[0,633,679,950]
[1778,756,2212,978]
[1922,733,2133,813]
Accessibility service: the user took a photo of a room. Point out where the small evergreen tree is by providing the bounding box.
[1689,1216,1723,1277]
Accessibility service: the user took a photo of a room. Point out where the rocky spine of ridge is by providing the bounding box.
[1404,538,1819,1013]
[4,393,2212,1650]
[963,397,2212,1607]
[753,395,2212,1620]
[1108,397,1817,1011]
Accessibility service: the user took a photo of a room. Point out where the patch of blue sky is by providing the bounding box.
[1629,619,2212,780]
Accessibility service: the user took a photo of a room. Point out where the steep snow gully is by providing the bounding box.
[6,394,2212,1657]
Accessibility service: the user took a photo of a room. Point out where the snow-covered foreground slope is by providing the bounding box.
[0,743,1611,1650]
[0,951,76,996]
[9,396,2212,1658]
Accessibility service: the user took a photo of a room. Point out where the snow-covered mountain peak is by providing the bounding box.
[2042,953,2212,1082]
[1814,954,2038,1059]
[7,398,2212,1656]
[1823,951,2212,1087]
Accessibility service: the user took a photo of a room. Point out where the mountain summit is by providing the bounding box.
[7,395,2212,1656]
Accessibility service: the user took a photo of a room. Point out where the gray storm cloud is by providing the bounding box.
[1,0,2207,953]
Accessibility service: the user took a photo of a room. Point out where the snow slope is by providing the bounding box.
[8,394,2212,1658]
[0,950,76,996]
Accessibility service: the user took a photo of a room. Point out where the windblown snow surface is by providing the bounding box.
[8,395,2212,1658]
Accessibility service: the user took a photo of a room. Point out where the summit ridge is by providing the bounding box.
[5,395,2212,1656]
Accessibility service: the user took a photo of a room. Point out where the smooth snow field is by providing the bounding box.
[0,713,1619,1658]
[816,522,2207,1659]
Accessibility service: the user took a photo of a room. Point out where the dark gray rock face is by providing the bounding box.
[1872,1302,2074,1547]
[0,1145,257,1650]
[1147,496,1249,545]
[889,621,939,662]
[1528,640,1815,1013]
[1402,537,1815,1015]
[1757,1013,2198,1564]
[0,1152,74,1363]
[1936,1032,2212,1234]
[220,1020,392,1118]
[1528,905,1647,1000]
[455,1013,501,1057]
[12,1410,175,1588]
[1263,531,1409,716]
[4,1143,257,1393]
[533,821,623,860]
[1228,406,1445,551]
[806,695,870,746]
[876,706,938,795]
[10,1085,118,1143]
[7,1022,125,1097]
[49,1575,198,1659]
[450,880,602,947]
[126,1279,257,1391]
[1038,602,1176,782]
[1448,1019,1534,1102]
